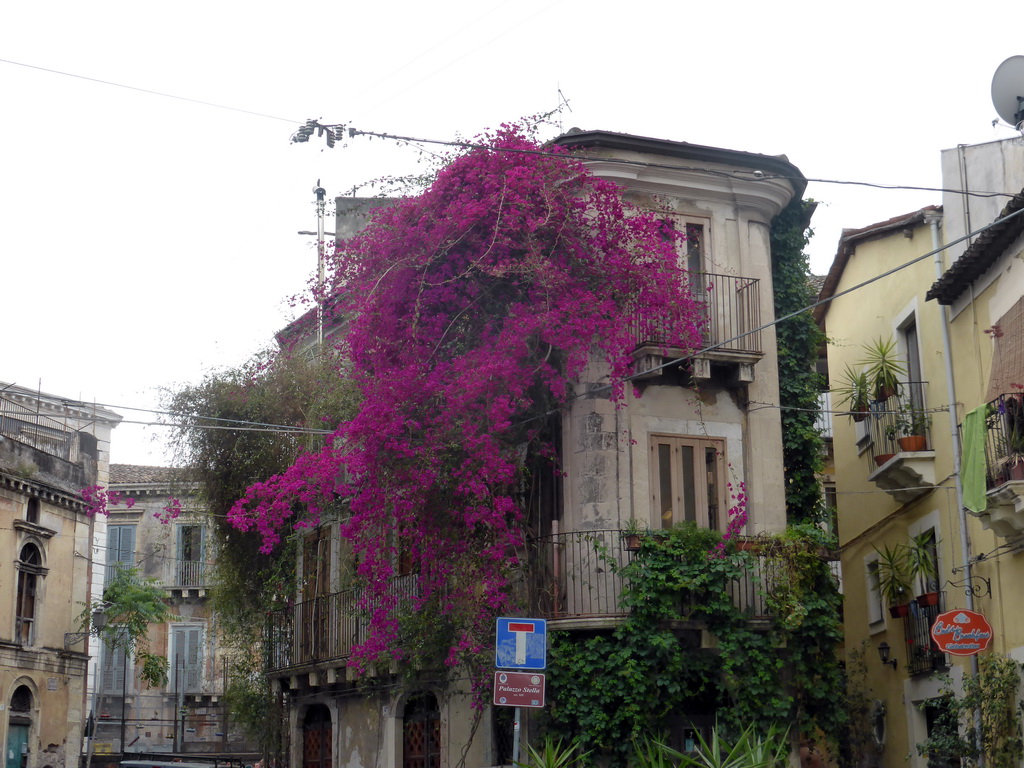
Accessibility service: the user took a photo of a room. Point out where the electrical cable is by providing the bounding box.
[0,57,298,123]
[1,55,1015,201]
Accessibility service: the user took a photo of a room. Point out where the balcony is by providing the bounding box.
[524,529,769,627]
[902,592,949,677]
[969,392,1024,538]
[266,576,419,675]
[632,272,763,383]
[866,382,937,503]
[164,559,209,597]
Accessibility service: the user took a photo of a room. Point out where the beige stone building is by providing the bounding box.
[264,130,808,768]
[818,135,1024,768]
[0,382,119,768]
[95,465,254,760]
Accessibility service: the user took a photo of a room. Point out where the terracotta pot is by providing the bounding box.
[1010,462,1024,482]
[898,435,927,452]
[916,591,940,607]
[623,534,643,551]
[889,603,910,618]
[874,453,895,467]
[853,407,869,423]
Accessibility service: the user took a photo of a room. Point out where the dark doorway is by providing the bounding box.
[403,692,440,768]
[302,704,332,768]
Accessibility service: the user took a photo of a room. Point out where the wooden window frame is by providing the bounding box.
[650,434,727,532]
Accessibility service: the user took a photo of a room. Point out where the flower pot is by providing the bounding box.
[1011,462,1024,482]
[874,453,895,467]
[916,591,940,607]
[623,534,643,551]
[889,602,911,619]
[852,406,869,423]
[898,435,927,452]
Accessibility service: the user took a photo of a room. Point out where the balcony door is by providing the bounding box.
[651,435,726,532]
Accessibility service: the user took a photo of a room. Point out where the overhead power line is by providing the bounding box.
[0,55,1014,200]
[0,57,298,123]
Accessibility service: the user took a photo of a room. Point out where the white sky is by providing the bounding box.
[3,0,1021,467]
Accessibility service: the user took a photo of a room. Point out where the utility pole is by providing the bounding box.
[314,182,327,350]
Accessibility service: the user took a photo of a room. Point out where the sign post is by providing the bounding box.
[495,618,547,767]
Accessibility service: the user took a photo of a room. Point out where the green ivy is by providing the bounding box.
[770,199,826,525]
[916,654,1024,768]
[543,525,845,766]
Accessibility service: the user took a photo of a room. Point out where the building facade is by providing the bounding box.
[96,464,253,761]
[261,130,812,768]
[0,383,119,768]
[819,135,1024,768]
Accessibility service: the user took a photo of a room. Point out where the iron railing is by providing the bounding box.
[169,559,208,587]
[266,575,419,673]
[982,392,1024,488]
[633,272,762,356]
[903,593,948,677]
[264,530,828,673]
[525,529,771,620]
[0,395,79,462]
[868,381,931,466]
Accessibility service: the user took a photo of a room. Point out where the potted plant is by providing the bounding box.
[859,336,907,402]
[622,518,646,551]
[907,531,940,606]
[833,364,872,422]
[884,405,931,452]
[874,543,912,618]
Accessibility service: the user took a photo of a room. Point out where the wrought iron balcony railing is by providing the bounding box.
[264,529,813,674]
[266,575,419,673]
[982,392,1024,488]
[867,381,932,466]
[168,559,208,588]
[632,272,762,357]
[903,592,948,677]
[525,529,771,621]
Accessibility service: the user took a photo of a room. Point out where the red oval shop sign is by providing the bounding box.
[930,609,993,655]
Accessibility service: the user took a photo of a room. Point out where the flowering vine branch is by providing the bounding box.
[226,123,704,700]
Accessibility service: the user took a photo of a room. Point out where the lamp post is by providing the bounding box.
[79,605,108,768]
[118,626,129,758]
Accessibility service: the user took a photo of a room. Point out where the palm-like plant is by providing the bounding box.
[656,723,789,768]
[859,336,907,401]
[515,737,591,768]
[873,543,912,608]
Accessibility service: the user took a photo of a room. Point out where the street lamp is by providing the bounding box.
[877,642,898,670]
[64,604,107,649]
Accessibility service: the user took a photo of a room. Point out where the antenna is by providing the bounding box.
[991,55,1024,130]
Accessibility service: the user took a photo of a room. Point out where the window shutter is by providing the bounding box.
[106,526,136,580]
[174,626,203,693]
[101,640,128,694]
[186,627,201,691]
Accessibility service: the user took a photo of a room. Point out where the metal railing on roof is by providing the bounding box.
[0,395,79,462]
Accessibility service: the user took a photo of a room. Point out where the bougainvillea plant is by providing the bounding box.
[226,123,705,699]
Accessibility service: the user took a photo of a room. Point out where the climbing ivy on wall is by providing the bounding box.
[770,199,827,525]
[543,524,845,766]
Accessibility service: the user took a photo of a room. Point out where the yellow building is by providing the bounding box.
[819,136,1024,768]
[0,383,119,768]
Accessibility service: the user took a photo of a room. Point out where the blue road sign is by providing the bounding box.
[495,617,547,670]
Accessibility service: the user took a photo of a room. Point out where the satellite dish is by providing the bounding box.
[991,55,1024,128]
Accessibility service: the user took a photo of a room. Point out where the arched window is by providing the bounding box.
[10,685,32,713]
[403,692,440,768]
[16,544,43,645]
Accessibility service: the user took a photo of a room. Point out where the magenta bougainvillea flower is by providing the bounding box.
[226,124,705,696]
